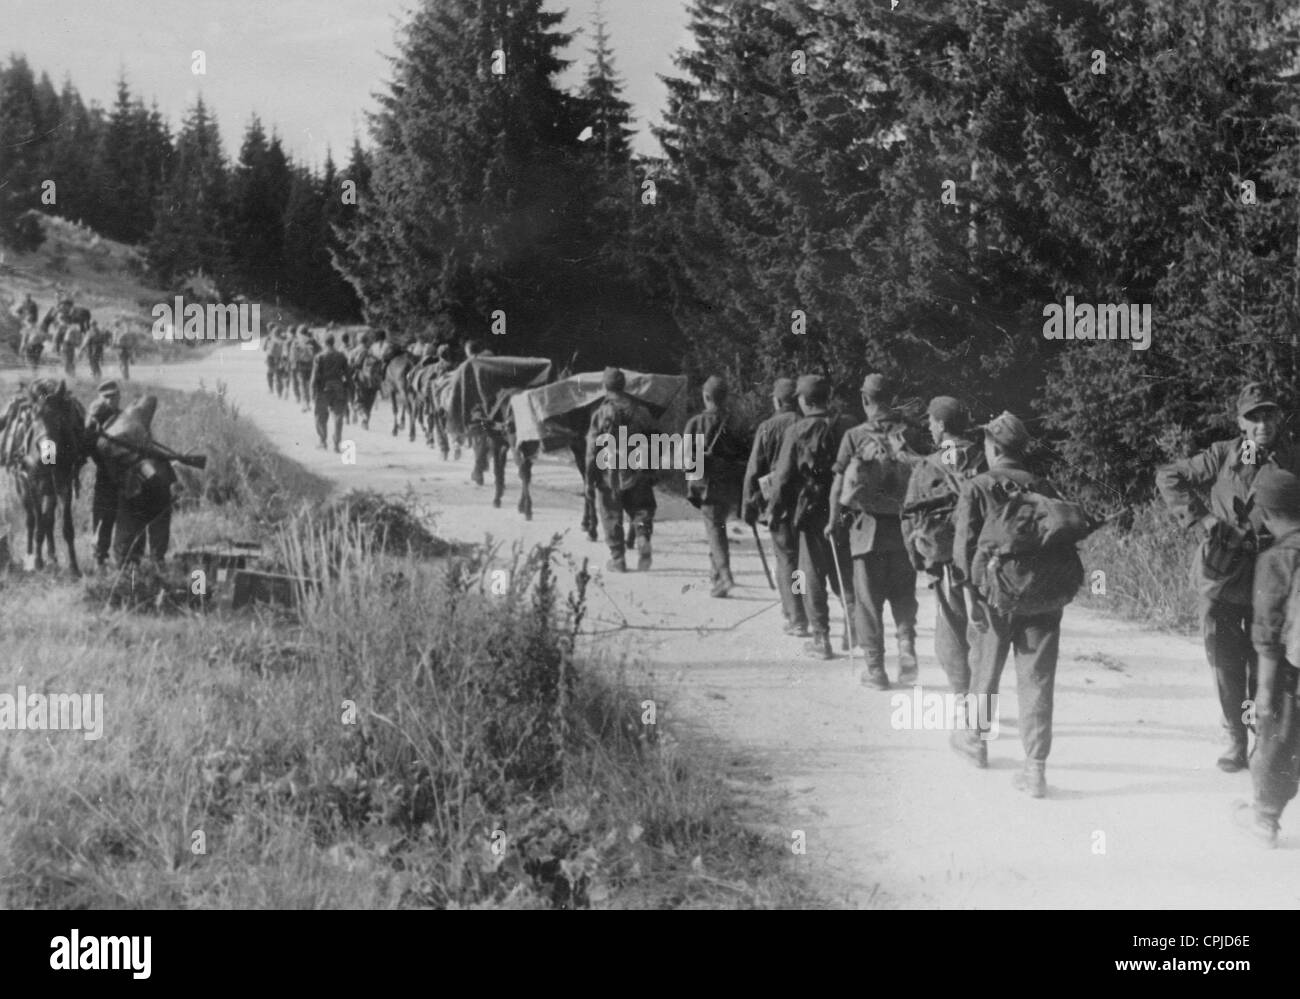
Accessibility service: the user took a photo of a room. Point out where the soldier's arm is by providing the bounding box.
[952,480,986,584]
[1156,443,1224,529]
[741,424,767,515]
[767,429,799,524]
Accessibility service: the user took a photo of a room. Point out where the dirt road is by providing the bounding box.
[146,346,1298,908]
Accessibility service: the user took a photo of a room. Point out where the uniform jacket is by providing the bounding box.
[684,406,748,509]
[953,456,1060,589]
[586,391,658,493]
[833,410,924,555]
[902,436,986,567]
[1252,526,1300,662]
[1157,437,1300,606]
[768,410,855,531]
[311,348,350,389]
[742,408,800,518]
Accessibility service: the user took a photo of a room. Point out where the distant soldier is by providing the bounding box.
[902,396,986,702]
[85,380,124,569]
[743,377,806,634]
[19,318,45,372]
[587,367,658,572]
[685,375,749,597]
[339,332,354,422]
[768,374,857,659]
[1158,382,1300,772]
[289,325,319,410]
[828,373,924,688]
[1235,468,1300,847]
[60,321,81,377]
[266,325,288,395]
[81,320,109,380]
[951,412,1078,798]
[311,333,350,452]
[11,292,38,329]
[114,323,138,381]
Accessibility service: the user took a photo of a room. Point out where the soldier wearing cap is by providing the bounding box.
[827,373,924,687]
[311,333,350,452]
[85,380,123,568]
[951,410,1066,797]
[743,377,807,633]
[685,375,749,597]
[289,325,319,410]
[768,374,857,659]
[1158,381,1300,772]
[587,367,659,572]
[902,396,987,701]
[1233,467,1300,847]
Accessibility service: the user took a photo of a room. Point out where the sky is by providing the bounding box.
[4,0,695,168]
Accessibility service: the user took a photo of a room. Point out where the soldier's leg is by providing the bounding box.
[1202,598,1253,762]
[113,495,147,566]
[769,520,808,632]
[91,478,117,566]
[595,484,626,565]
[331,392,346,450]
[701,502,728,586]
[471,430,488,485]
[491,434,508,507]
[1251,664,1300,830]
[852,554,889,672]
[933,565,972,693]
[886,550,920,680]
[799,530,832,640]
[627,481,655,569]
[314,391,329,447]
[952,592,1011,765]
[1011,609,1064,762]
[145,488,173,562]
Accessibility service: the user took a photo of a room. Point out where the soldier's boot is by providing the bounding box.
[804,632,834,660]
[860,663,890,690]
[1012,759,1047,798]
[636,536,652,572]
[949,728,988,768]
[897,632,919,685]
[1217,729,1249,773]
[606,549,628,573]
[710,568,734,598]
[1231,800,1278,848]
[783,618,811,637]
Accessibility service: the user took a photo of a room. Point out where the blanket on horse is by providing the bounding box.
[445,356,555,438]
[509,371,689,451]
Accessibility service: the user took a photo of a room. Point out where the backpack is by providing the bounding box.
[971,471,1097,616]
[792,417,839,531]
[905,457,980,570]
[841,425,912,517]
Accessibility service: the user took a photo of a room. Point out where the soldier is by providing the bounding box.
[1157,382,1300,772]
[115,322,137,381]
[950,412,1073,798]
[60,320,80,378]
[19,316,45,372]
[266,325,287,395]
[289,325,319,411]
[743,378,806,633]
[85,380,123,569]
[311,333,351,452]
[768,375,856,660]
[902,396,986,701]
[828,373,923,687]
[685,376,749,597]
[586,367,658,572]
[81,320,108,380]
[11,292,38,329]
[1235,468,1300,847]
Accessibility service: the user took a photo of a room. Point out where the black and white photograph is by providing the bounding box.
[0,0,1294,961]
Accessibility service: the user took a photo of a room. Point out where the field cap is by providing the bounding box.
[1237,382,1280,419]
[796,374,829,406]
[860,373,890,401]
[602,367,626,392]
[928,395,969,432]
[1255,468,1300,514]
[703,375,728,401]
[97,380,119,395]
[772,377,797,404]
[981,410,1030,450]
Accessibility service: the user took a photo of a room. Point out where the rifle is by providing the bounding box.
[93,428,207,470]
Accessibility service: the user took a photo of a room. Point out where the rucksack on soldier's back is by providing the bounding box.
[841,426,912,516]
[972,473,1100,616]
[904,462,980,570]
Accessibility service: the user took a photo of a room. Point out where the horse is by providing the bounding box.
[381,351,419,441]
[0,379,87,575]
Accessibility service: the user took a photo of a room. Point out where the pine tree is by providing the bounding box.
[0,57,48,250]
[229,116,291,295]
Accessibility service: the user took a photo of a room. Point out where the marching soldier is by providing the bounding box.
[685,376,749,597]
[289,325,319,410]
[950,412,1072,798]
[828,373,923,688]
[1157,382,1300,772]
[311,333,350,452]
[85,380,124,569]
[768,374,856,659]
[902,396,986,699]
[743,378,806,633]
[114,322,138,381]
[586,367,658,572]
[81,320,109,380]
[1235,468,1300,847]
[266,325,288,396]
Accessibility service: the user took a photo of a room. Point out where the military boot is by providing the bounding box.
[897,632,919,685]
[1012,759,1047,798]
[950,729,987,768]
[804,633,834,660]
[1217,732,1249,773]
[606,550,627,573]
[636,536,653,571]
[1231,801,1278,848]
[860,663,890,690]
[710,568,734,598]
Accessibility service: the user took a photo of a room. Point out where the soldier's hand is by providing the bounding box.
[743,504,759,527]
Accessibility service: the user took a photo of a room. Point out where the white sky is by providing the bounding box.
[4,0,694,167]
